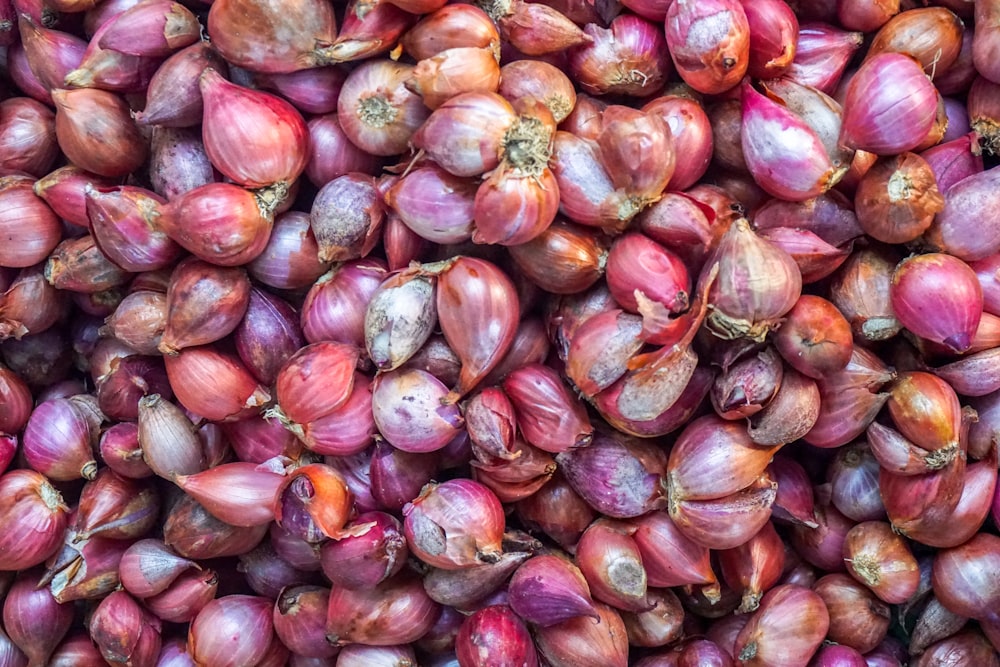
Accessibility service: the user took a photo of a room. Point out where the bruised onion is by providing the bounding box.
[665,0,749,95]
[403,479,504,570]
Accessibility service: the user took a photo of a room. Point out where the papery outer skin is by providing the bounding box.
[665,0,750,95]
[668,415,780,501]
[568,16,672,98]
[0,470,69,571]
[365,270,437,371]
[435,256,520,402]
[98,0,200,57]
[472,167,560,246]
[702,219,803,342]
[741,82,844,201]
[175,462,284,527]
[385,166,476,244]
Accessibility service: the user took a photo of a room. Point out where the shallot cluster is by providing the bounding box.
[1,0,1000,665]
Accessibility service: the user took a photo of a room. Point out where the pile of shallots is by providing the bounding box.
[1,0,1000,665]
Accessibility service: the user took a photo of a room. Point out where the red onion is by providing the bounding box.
[839,53,939,155]
[665,0,749,95]
[456,605,538,667]
[403,479,504,569]
[255,66,346,116]
[0,470,69,571]
[305,113,382,187]
[325,572,441,646]
[733,584,830,666]
[335,644,414,666]
[272,586,337,659]
[174,462,284,527]
[568,15,671,98]
[508,554,598,626]
[188,595,274,667]
[925,166,1000,261]
[198,68,308,191]
[23,397,99,481]
[90,590,162,667]
[742,0,799,79]
[52,88,147,179]
[533,602,628,667]
[814,573,890,654]
[556,432,667,519]
[338,60,430,157]
[3,571,73,667]
[576,519,650,612]
[932,532,1000,624]
[890,252,983,353]
[206,0,338,73]
[155,182,276,267]
[703,218,802,342]
[740,79,848,203]
[0,176,62,270]
[136,42,229,128]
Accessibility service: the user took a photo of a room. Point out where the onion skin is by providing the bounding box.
[0,176,65,270]
[206,0,339,73]
[7,0,1000,660]
[890,253,983,354]
[0,470,69,571]
[434,257,520,403]
[188,595,273,667]
[325,572,441,646]
[931,532,1000,623]
[741,0,798,79]
[402,479,504,570]
[740,81,847,202]
[455,605,538,667]
[533,602,629,667]
[199,67,309,188]
[154,182,275,267]
[813,573,890,654]
[568,16,672,98]
[733,584,830,666]
[665,0,750,95]
[839,53,939,155]
[925,166,1000,261]
[51,88,147,178]
[974,0,1000,85]
[703,218,803,342]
